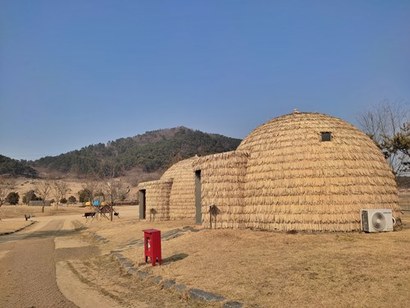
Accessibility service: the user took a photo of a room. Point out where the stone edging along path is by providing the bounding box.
[0,220,36,236]
[86,225,244,308]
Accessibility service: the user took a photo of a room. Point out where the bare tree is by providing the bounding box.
[104,179,130,205]
[358,100,410,175]
[81,180,100,204]
[103,179,130,221]
[0,179,16,220]
[35,181,52,213]
[0,179,16,207]
[52,180,71,209]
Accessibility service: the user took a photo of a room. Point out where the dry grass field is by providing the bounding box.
[82,213,408,307]
[1,194,409,307]
[0,204,87,220]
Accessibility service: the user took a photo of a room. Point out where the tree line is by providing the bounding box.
[0,155,38,178]
[33,127,242,178]
[0,179,130,209]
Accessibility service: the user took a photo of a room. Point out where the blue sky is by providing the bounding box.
[1,1,409,160]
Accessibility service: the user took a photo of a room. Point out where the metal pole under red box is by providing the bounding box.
[143,229,162,266]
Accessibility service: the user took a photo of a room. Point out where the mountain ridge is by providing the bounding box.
[1,126,241,179]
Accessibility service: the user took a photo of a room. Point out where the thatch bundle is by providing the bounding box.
[193,151,248,228]
[161,157,198,220]
[237,112,400,231]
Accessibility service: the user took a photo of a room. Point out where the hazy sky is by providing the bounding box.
[1,1,409,160]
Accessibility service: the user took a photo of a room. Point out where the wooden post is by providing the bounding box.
[209,206,212,229]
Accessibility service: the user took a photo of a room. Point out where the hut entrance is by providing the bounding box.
[139,189,146,219]
[195,170,202,224]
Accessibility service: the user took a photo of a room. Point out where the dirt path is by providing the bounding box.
[0,214,215,308]
[0,219,77,308]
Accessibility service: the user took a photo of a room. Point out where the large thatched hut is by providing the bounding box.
[139,111,401,232]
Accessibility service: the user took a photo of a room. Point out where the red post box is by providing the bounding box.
[143,229,162,266]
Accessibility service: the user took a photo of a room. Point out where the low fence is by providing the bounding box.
[28,200,51,206]
[114,201,138,206]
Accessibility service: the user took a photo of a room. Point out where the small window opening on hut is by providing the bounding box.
[321,132,332,142]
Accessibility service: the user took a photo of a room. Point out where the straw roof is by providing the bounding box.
[137,179,173,221]
[161,157,199,220]
[193,151,249,228]
[236,112,400,231]
[137,157,199,221]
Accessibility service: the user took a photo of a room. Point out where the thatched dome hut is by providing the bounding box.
[241,112,400,231]
[194,111,400,231]
[138,157,198,221]
[139,111,400,232]
[137,179,173,220]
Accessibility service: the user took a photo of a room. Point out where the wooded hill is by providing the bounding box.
[29,127,241,178]
[0,155,38,178]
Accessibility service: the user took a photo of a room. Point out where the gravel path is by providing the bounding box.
[0,215,221,307]
[0,219,77,308]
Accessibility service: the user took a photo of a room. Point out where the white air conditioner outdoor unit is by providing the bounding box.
[360,209,394,233]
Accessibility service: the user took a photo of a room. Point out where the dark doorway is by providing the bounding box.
[195,170,202,224]
[139,189,146,219]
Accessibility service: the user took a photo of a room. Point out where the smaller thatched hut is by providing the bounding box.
[162,157,198,220]
[138,179,172,221]
[192,151,248,228]
[137,157,199,221]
